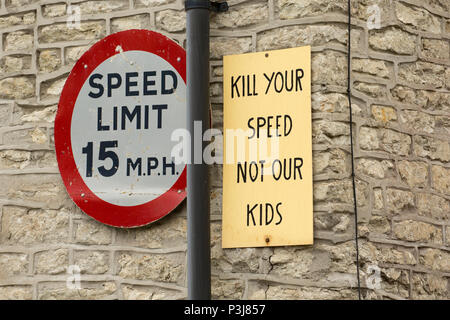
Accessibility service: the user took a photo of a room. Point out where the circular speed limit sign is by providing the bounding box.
[55,30,186,228]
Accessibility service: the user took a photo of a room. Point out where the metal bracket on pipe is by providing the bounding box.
[184,0,229,12]
[210,1,228,12]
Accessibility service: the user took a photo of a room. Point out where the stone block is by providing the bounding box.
[117,252,185,283]
[210,37,252,60]
[0,253,28,277]
[419,249,450,272]
[0,76,35,100]
[398,61,446,89]
[3,30,33,51]
[257,25,347,51]
[371,105,397,124]
[38,49,61,73]
[312,120,349,146]
[276,0,347,19]
[397,160,428,188]
[115,212,186,249]
[395,2,441,34]
[1,206,70,245]
[0,11,35,28]
[121,284,184,300]
[417,193,450,220]
[422,38,450,60]
[40,75,68,100]
[386,188,415,214]
[391,86,450,113]
[79,0,128,14]
[0,286,32,300]
[211,3,268,28]
[111,14,150,33]
[74,219,112,245]
[35,249,68,274]
[65,45,91,65]
[156,10,186,32]
[359,127,411,156]
[212,278,244,300]
[134,0,176,8]
[393,220,442,244]
[354,82,387,99]
[266,285,356,299]
[313,149,350,177]
[0,55,32,73]
[42,3,67,17]
[73,251,109,274]
[312,51,347,86]
[38,21,105,43]
[0,174,68,207]
[357,158,395,179]
[411,273,447,299]
[414,136,449,162]
[311,93,349,113]
[432,165,450,194]
[352,58,391,78]
[369,27,416,55]
[38,282,116,300]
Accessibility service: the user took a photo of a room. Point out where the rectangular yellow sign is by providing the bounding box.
[222,46,313,248]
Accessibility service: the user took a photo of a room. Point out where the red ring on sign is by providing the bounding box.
[55,30,186,228]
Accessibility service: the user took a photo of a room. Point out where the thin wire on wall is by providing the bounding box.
[347,0,362,300]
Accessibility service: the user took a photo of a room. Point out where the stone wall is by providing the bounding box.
[0,0,448,300]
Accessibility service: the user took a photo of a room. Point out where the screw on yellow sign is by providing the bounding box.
[222,46,313,248]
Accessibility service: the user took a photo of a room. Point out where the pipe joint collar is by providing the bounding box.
[185,0,229,12]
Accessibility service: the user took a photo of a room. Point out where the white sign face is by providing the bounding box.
[55,30,187,227]
[71,50,186,206]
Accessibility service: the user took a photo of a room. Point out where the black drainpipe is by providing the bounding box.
[185,0,228,300]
